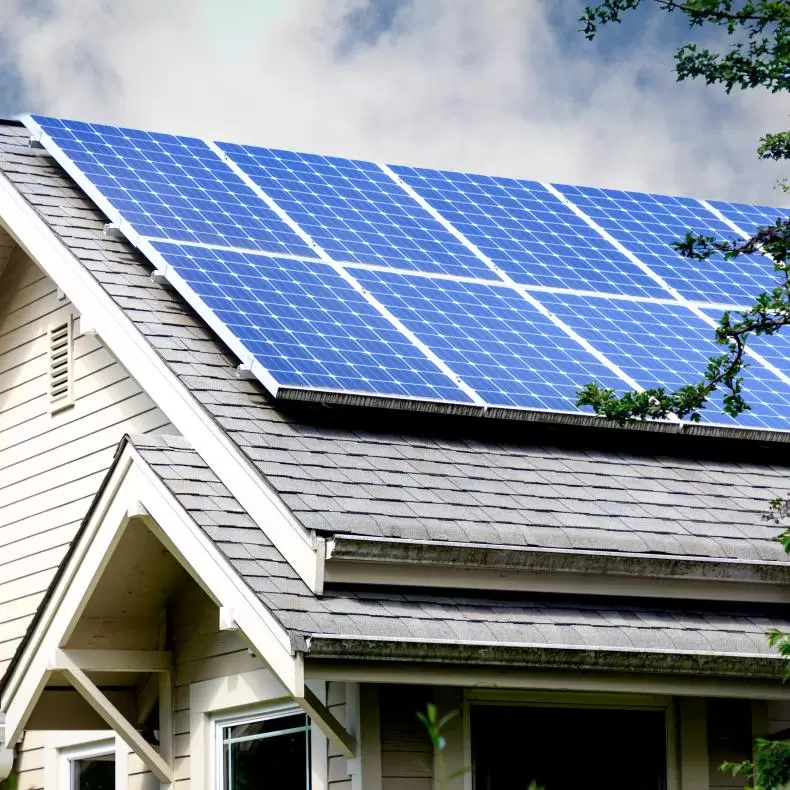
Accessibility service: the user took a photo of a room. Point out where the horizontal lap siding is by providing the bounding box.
[707,699,752,790]
[380,686,433,790]
[0,256,174,790]
[168,580,259,790]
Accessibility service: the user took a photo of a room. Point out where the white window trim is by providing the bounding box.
[43,731,128,790]
[189,668,327,790]
[461,690,679,790]
[213,701,312,790]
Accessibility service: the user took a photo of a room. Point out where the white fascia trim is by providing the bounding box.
[1,443,303,745]
[0,167,320,591]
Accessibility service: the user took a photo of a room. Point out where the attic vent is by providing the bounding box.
[48,316,74,413]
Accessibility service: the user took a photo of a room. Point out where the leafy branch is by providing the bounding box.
[576,0,790,425]
[581,1,790,93]
[577,222,790,423]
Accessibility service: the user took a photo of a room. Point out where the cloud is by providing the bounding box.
[0,0,786,202]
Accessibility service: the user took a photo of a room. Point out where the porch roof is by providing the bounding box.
[133,434,789,678]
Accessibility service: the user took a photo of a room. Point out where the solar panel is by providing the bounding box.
[707,199,788,236]
[24,114,790,433]
[538,291,790,430]
[391,165,668,299]
[29,116,317,256]
[215,142,493,278]
[352,268,627,411]
[554,183,778,305]
[151,242,476,404]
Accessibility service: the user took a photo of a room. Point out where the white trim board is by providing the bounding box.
[0,438,354,761]
[0,162,320,592]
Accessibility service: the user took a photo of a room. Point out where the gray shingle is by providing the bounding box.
[3,121,789,566]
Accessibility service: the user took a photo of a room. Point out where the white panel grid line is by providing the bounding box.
[141,235,755,315]
[381,164,645,394]
[700,199,754,241]
[207,141,486,406]
[543,182,790,391]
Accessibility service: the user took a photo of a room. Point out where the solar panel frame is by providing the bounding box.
[537,290,790,431]
[22,113,790,436]
[554,182,780,305]
[27,115,319,257]
[390,164,671,299]
[140,238,483,411]
[707,199,789,236]
[214,141,498,279]
[353,267,631,412]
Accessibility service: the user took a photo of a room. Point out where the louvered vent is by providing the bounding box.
[48,316,74,413]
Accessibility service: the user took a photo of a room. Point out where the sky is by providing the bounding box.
[0,0,787,203]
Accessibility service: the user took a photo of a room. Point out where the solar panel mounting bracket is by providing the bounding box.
[236,364,257,381]
[103,223,124,239]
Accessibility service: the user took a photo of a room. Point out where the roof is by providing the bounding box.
[0,120,788,566]
[132,433,788,677]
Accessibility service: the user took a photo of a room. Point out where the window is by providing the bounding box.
[471,704,667,790]
[216,705,311,790]
[70,753,115,790]
[58,741,116,790]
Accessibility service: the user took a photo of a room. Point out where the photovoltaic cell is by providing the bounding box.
[699,306,790,384]
[707,199,788,236]
[538,291,790,430]
[352,268,626,411]
[554,183,777,305]
[151,242,474,403]
[31,116,316,256]
[216,142,493,278]
[24,115,790,432]
[391,165,668,298]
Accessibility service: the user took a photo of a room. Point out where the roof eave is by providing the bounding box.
[306,635,785,679]
[326,535,790,585]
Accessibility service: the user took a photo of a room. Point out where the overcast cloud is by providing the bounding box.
[0,0,786,202]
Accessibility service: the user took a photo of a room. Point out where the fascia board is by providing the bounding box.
[126,445,301,691]
[306,635,785,678]
[1,445,303,744]
[326,535,790,586]
[2,449,139,743]
[0,168,319,592]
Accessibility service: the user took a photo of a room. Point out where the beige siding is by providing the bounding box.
[169,579,260,790]
[327,682,352,790]
[0,253,172,677]
[380,686,433,790]
[707,699,752,790]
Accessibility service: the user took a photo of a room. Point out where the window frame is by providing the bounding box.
[462,691,678,790]
[188,668,327,790]
[57,737,119,790]
[212,701,312,790]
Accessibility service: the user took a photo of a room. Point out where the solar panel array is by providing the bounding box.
[25,115,790,432]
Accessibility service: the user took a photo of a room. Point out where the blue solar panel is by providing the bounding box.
[24,114,790,432]
[699,306,790,384]
[352,268,626,411]
[215,142,493,278]
[391,165,668,299]
[30,116,316,256]
[538,292,790,430]
[554,184,777,305]
[151,242,474,403]
[707,199,788,236]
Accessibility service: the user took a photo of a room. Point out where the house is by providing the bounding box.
[0,113,789,790]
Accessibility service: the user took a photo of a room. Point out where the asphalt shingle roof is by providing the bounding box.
[2,120,790,563]
[131,434,789,675]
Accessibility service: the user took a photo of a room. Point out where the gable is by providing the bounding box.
[0,250,172,680]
